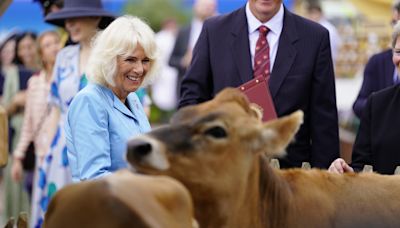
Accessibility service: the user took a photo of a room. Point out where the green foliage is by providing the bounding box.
[124,0,191,32]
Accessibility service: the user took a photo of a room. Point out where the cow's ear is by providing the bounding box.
[258,110,303,157]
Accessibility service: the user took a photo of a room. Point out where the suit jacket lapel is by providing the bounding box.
[270,8,298,98]
[231,7,253,84]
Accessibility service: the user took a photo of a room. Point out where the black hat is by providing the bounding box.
[45,0,115,29]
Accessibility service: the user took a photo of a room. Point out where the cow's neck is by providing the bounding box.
[188,183,228,227]
[258,155,292,228]
[187,155,291,228]
[187,160,264,228]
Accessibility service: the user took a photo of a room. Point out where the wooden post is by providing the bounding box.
[0,105,8,167]
[301,162,311,170]
[394,166,400,175]
[270,158,280,169]
[17,212,28,228]
[362,165,373,173]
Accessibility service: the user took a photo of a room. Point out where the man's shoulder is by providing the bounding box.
[369,49,392,62]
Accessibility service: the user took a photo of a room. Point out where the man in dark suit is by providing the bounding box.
[329,21,400,175]
[179,0,339,169]
[330,83,400,174]
[169,0,216,97]
[352,1,400,119]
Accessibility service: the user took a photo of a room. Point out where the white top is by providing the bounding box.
[189,18,204,50]
[246,2,284,71]
[152,29,179,110]
[318,18,342,62]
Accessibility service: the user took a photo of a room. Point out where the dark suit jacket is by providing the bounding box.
[353,49,395,118]
[169,25,191,96]
[351,84,400,174]
[179,6,339,168]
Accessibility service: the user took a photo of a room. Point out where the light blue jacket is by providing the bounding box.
[65,83,151,182]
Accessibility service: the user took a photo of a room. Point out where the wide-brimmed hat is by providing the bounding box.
[45,0,115,29]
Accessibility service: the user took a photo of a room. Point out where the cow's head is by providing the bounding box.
[127,88,302,195]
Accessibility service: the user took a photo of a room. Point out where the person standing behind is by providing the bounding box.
[329,21,400,175]
[169,0,217,97]
[306,2,342,63]
[9,31,61,224]
[1,32,38,223]
[152,19,179,121]
[352,0,400,119]
[65,16,158,182]
[30,0,114,227]
[0,34,17,102]
[179,0,339,169]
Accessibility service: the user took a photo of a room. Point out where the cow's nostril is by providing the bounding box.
[127,140,152,161]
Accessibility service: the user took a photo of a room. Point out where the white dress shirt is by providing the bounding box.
[246,3,284,72]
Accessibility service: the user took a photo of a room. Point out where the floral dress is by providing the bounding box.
[31,45,87,228]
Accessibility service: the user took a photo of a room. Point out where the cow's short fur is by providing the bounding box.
[127,88,400,228]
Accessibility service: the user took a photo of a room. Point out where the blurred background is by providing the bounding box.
[1,0,396,171]
[0,0,397,225]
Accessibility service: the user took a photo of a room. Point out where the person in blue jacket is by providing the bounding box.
[65,16,159,182]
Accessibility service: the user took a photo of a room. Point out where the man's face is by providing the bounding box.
[248,0,282,23]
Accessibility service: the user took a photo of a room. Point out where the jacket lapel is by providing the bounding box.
[231,7,253,84]
[113,94,136,120]
[270,8,298,98]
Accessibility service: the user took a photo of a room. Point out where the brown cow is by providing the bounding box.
[127,88,400,228]
[44,170,197,228]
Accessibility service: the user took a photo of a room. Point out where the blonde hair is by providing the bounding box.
[86,15,159,87]
[37,30,60,67]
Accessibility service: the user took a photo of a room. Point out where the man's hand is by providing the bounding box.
[328,158,354,174]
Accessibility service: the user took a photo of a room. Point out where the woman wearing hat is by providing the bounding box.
[30,0,114,226]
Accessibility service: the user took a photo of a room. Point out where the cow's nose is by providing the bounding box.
[127,139,152,161]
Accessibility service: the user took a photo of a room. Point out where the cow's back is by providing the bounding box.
[44,179,147,228]
[279,169,400,228]
[44,170,195,228]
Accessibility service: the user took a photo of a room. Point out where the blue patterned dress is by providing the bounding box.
[30,45,87,228]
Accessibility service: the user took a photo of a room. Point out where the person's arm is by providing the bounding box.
[67,93,111,181]
[179,22,213,108]
[11,80,35,181]
[169,28,189,72]
[5,91,26,115]
[1,66,18,107]
[350,95,373,172]
[352,55,378,118]
[310,29,340,168]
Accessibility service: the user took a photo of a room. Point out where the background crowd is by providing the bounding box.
[0,0,399,227]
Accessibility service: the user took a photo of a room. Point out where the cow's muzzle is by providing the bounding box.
[126,136,170,171]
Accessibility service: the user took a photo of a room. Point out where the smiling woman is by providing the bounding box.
[65,15,159,183]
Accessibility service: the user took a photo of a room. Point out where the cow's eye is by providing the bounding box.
[204,126,227,138]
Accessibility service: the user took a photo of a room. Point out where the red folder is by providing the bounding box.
[238,77,277,122]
